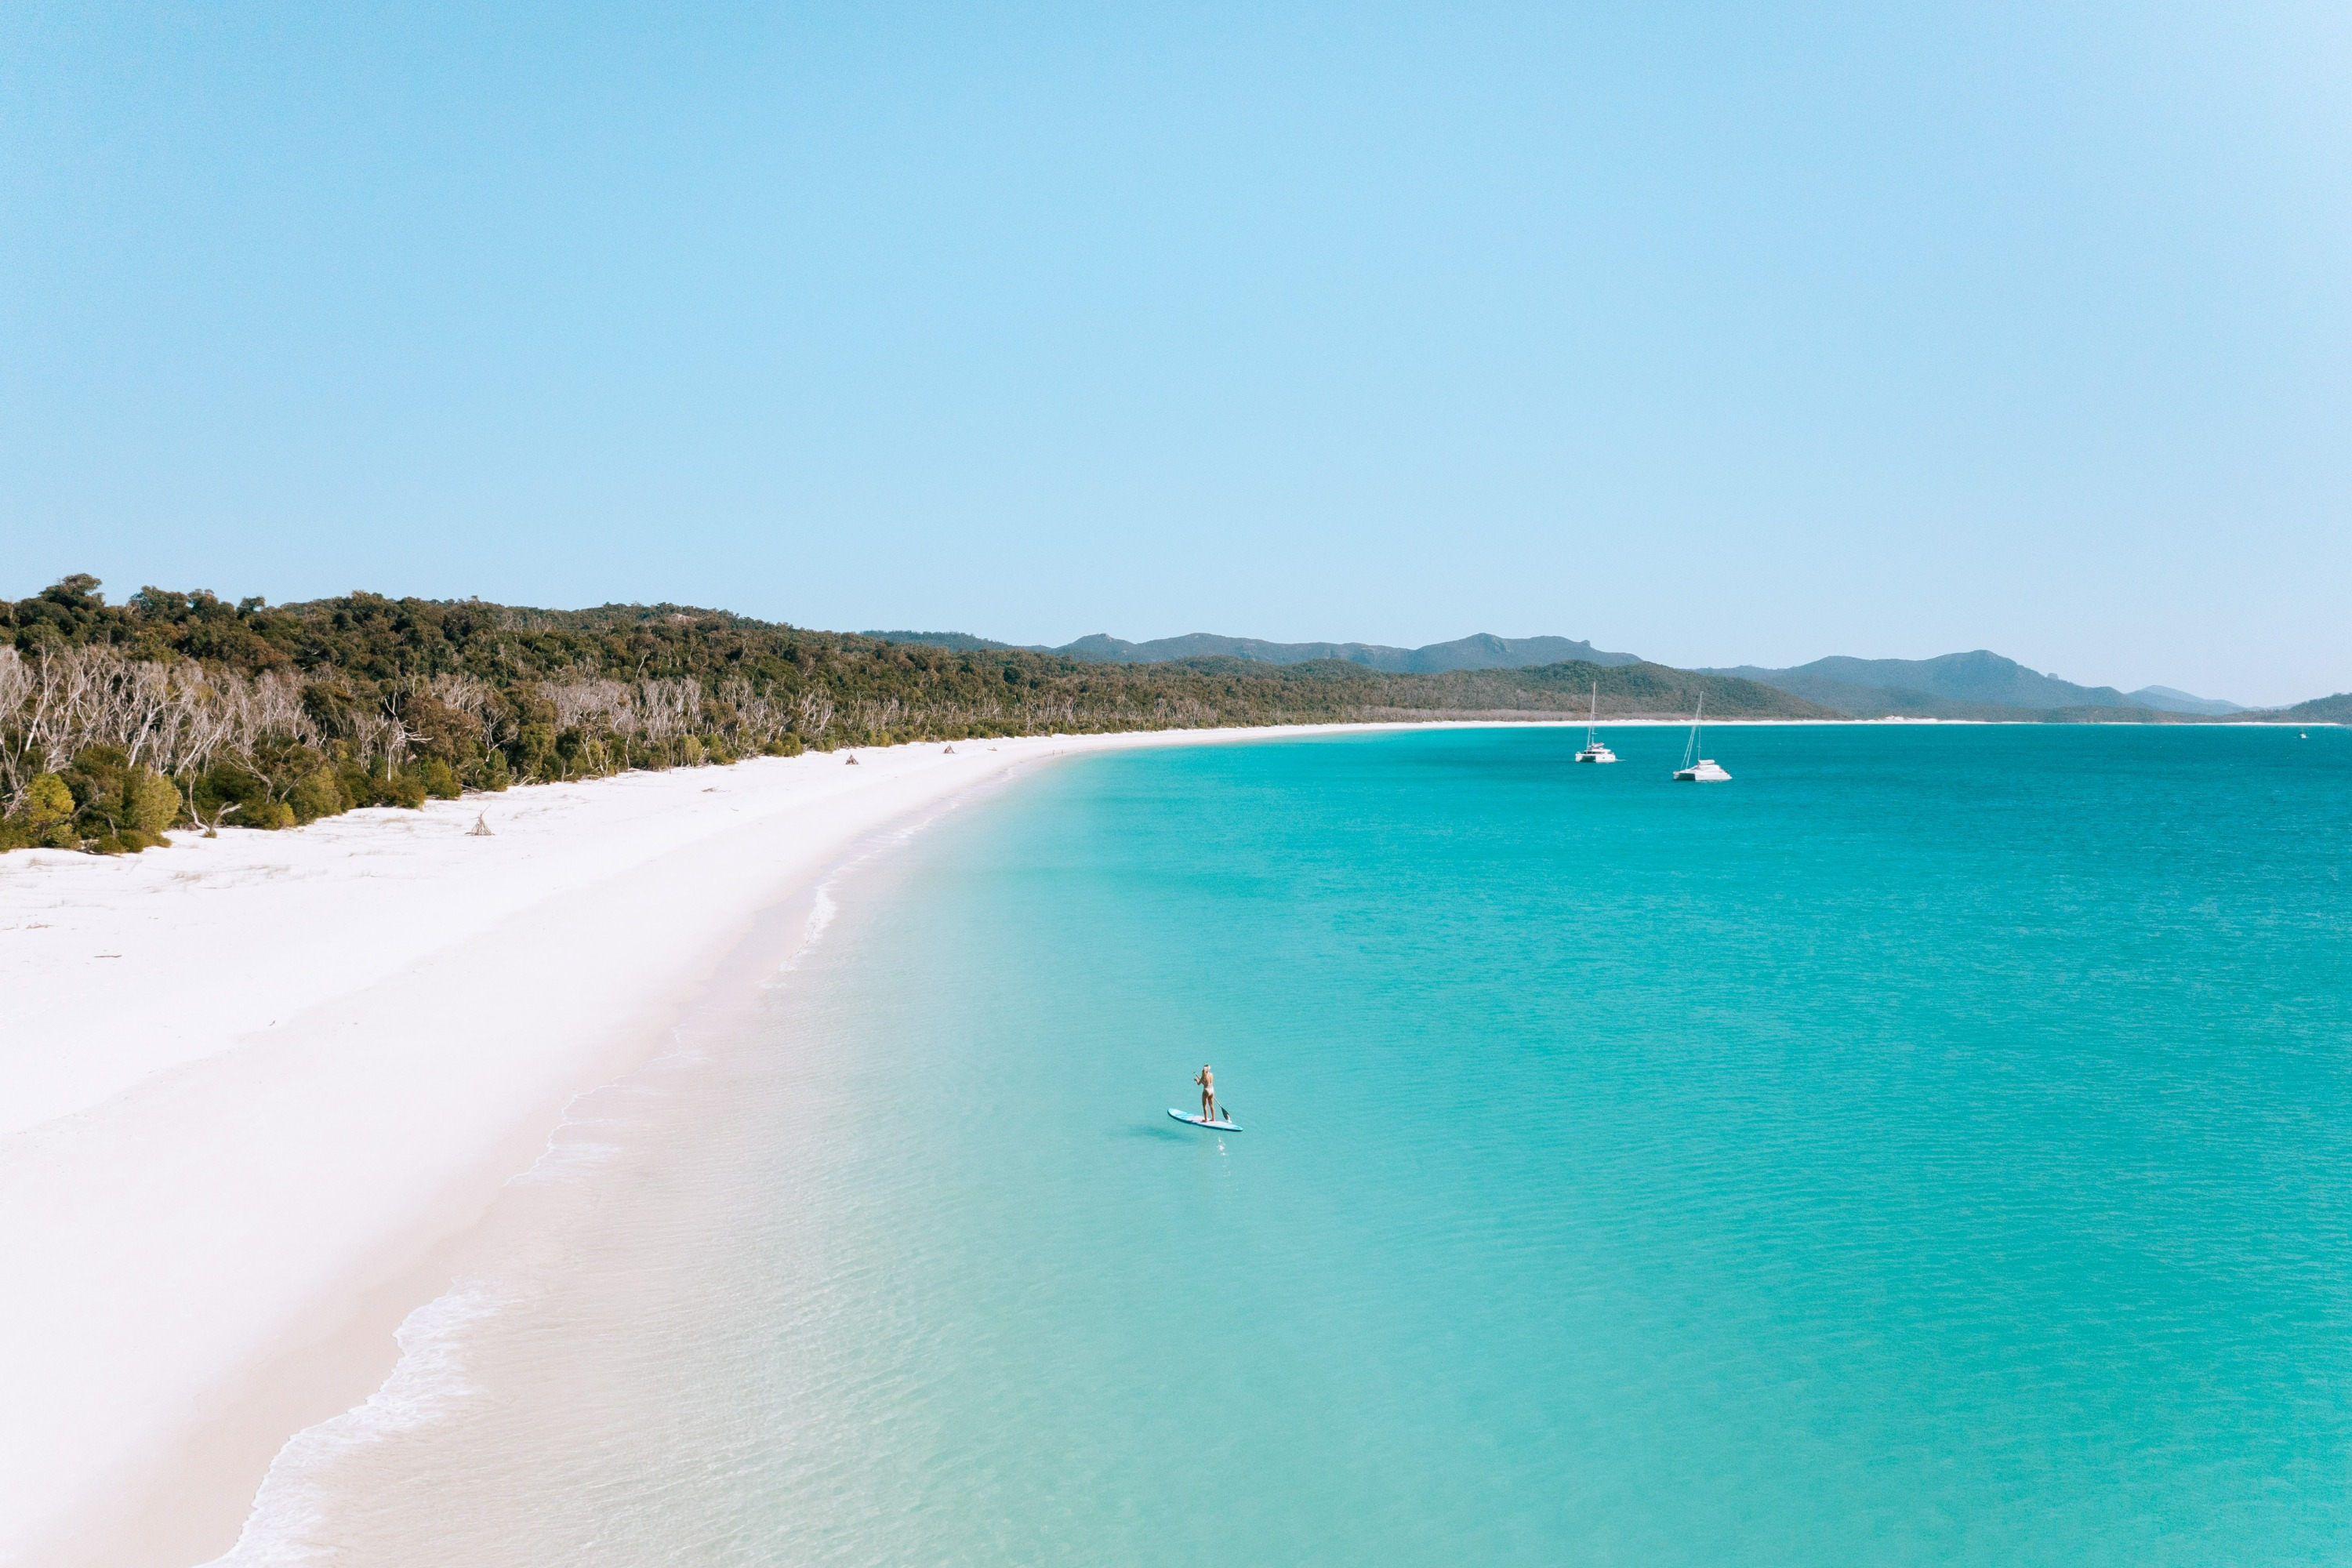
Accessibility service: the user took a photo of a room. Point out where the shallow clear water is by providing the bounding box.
[230,725,2352,1565]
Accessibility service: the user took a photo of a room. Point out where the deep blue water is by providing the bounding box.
[266,725,2352,1565]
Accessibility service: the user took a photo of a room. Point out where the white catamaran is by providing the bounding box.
[1673,695,1731,782]
[1574,681,1618,764]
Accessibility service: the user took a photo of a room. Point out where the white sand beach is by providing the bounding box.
[0,725,1417,1568]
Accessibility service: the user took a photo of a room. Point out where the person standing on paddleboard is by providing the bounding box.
[1194,1064,1216,1123]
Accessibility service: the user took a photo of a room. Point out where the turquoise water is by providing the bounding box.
[249,726,2352,1564]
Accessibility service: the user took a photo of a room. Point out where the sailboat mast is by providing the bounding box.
[1670,686,1733,781]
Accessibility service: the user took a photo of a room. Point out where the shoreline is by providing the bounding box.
[193,814,932,1567]
[0,721,1406,1568]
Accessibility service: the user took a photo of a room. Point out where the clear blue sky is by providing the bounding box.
[4,3,2346,703]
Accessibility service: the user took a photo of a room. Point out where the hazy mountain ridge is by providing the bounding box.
[868,630,1643,671]
[1706,651,2245,719]
[865,632,2293,720]
[2125,685,2245,717]
[1056,631,1646,672]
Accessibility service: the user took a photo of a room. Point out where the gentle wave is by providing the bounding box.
[776,797,959,977]
[198,1285,502,1567]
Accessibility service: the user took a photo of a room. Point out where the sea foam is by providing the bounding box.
[198,1286,502,1568]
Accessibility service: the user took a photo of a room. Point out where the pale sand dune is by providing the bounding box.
[0,725,1403,1568]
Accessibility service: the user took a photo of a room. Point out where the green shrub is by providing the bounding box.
[288,768,350,824]
[63,748,181,846]
[516,722,556,780]
[334,758,426,810]
[18,773,77,846]
[418,757,460,800]
[190,743,361,833]
[128,768,180,834]
[194,759,276,829]
[334,760,377,805]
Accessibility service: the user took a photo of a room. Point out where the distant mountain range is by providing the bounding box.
[2130,685,2246,717]
[1700,652,2249,720]
[863,630,1644,673]
[865,631,2278,717]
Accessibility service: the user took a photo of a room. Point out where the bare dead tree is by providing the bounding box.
[547,677,632,733]
[637,678,699,745]
[431,673,505,756]
[0,646,343,811]
[852,697,905,737]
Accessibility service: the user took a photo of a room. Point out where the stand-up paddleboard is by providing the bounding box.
[1169,1109,1242,1131]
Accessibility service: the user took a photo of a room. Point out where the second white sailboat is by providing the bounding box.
[1673,695,1731,782]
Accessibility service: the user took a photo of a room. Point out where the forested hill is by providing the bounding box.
[0,576,1825,853]
[2283,691,2352,724]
